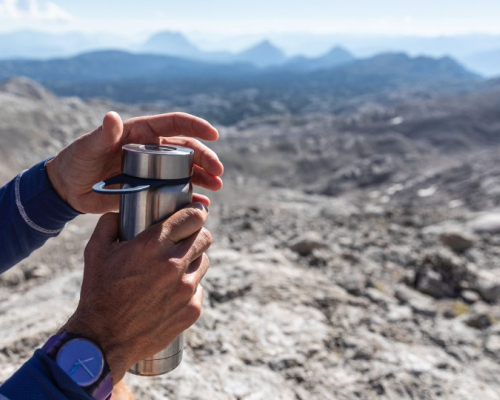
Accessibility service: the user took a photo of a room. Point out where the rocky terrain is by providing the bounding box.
[1,78,500,399]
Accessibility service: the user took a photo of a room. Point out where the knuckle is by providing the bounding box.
[185,301,202,323]
[141,224,170,254]
[203,253,210,268]
[166,257,186,274]
[185,207,206,225]
[199,228,213,247]
[179,277,197,300]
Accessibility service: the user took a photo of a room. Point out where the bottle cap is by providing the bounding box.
[122,144,194,180]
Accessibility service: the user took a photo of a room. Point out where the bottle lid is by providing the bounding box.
[122,144,194,180]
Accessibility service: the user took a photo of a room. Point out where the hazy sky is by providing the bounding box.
[0,0,499,37]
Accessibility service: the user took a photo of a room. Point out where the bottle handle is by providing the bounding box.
[92,174,189,195]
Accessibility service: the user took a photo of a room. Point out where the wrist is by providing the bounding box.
[42,331,113,400]
[61,314,131,383]
[45,157,69,204]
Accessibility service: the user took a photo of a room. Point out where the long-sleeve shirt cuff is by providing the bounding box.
[0,349,93,400]
[0,158,81,272]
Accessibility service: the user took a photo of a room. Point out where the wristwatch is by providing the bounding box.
[42,332,113,400]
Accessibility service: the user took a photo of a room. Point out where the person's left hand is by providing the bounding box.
[46,112,223,213]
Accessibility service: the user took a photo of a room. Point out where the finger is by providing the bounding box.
[89,213,120,245]
[130,112,219,141]
[82,112,123,157]
[165,203,209,243]
[102,112,124,150]
[160,137,224,176]
[191,165,223,191]
[171,228,212,265]
[175,285,204,331]
[192,193,210,207]
[186,253,210,280]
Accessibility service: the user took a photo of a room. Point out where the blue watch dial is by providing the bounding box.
[56,338,104,387]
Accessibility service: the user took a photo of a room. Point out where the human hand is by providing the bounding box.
[46,112,223,213]
[61,203,211,383]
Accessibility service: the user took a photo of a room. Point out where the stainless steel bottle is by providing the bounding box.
[93,143,194,376]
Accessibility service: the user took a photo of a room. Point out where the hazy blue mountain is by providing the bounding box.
[140,31,201,58]
[0,30,130,60]
[336,53,475,81]
[235,40,288,67]
[0,50,257,83]
[460,49,500,77]
[307,53,478,93]
[0,50,479,112]
[263,32,500,59]
[284,46,355,71]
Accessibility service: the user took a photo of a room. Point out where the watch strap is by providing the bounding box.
[42,333,113,400]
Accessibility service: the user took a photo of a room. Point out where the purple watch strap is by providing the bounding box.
[42,333,113,400]
[92,375,113,400]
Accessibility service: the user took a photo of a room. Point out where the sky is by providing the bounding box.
[0,0,500,39]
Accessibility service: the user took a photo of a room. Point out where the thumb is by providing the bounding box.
[84,112,123,156]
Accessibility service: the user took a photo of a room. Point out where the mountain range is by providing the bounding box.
[0,50,479,121]
[0,30,499,76]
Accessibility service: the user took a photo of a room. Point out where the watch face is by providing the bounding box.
[56,338,104,387]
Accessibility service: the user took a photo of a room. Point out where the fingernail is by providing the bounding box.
[191,202,208,213]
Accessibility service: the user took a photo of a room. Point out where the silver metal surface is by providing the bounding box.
[122,144,194,180]
[119,182,192,241]
[120,144,193,376]
[128,333,184,376]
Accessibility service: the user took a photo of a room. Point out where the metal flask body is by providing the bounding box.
[121,144,193,376]
[93,144,194,376]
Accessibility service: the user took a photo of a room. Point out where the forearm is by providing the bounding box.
[0,159,80,272]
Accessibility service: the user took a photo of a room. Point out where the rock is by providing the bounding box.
[320,198,360,218]
[288,232,326,256]
[0,77,56,102]
[339,273,366,296]
[208,248,242,265]
[395,286,437,317]
[23,264,51,280]
[442,301,470,319]
[469,213,500,234]
[461,290,481,304]
[387,304,413,322]
[412,250,469,299]
[465,304,496,329]
[473,269,500,304]
[485,335,500,357]
[0,268,25,287]
[439,231,475,253]
[308,248,333,267]
[365,287,397,307]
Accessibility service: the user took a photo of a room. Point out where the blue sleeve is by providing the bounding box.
[0,350,93,400]
[0,158,81,273]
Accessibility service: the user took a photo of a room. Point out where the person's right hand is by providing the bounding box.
[61,203,211,384]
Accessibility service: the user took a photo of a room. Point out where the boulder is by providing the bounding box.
[395,285,437,317]
[412,250,470,299]
[339,273,366,296]
[465,304,496,330]
[469,213,500,234]
[473,269,500,304]
[288,232,326,256]
[439,231,475,253]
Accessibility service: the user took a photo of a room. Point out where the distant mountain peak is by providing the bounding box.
[284,45,355,72]
[141,30,200,58]
[237,40,287,67]
[252,39,279,50]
